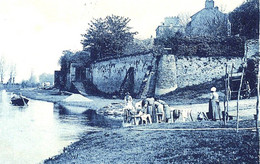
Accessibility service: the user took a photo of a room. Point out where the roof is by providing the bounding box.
[190,7,223,20]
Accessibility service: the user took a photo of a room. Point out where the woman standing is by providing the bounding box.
[210,87,222,121]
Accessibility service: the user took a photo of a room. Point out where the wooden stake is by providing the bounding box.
[224,64,228,125]
[227,73,230,121]
[256,57,260,162]
[236,66,245,132]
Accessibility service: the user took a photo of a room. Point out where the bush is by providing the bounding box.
[154,36,245,57]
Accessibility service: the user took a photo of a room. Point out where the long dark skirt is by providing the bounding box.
[208,100,221,120]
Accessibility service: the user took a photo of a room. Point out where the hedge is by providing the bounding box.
[154,36,245,57]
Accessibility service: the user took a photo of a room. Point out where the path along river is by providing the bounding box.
[0,90,117,164]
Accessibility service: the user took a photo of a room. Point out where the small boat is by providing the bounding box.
[11,94,29,106]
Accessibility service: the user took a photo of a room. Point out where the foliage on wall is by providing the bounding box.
[154,36,245,57]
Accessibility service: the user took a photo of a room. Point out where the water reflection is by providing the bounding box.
[0,90,102,164]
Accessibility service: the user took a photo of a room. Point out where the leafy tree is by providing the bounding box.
[59,50,74,72]
[8,63,16,84]
[70,51,91,66]
[81,15,137,60]
[124,38,153,55]
[0,56,6,83]
[229,0,259,39]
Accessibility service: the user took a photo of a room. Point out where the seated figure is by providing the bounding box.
[154,101,164,123]
[137,100,152,124]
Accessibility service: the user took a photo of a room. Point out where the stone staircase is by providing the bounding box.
[71,82,88,96]
[137,57,158,98]
[119,67,135,98]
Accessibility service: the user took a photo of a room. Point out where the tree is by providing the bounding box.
[70,51,91,65]
[229,0,259,39]
[59,50,74,72]
[124,38,153,55]
[81,15,137,60]
[0,56,6,83]
[8,63,16,84]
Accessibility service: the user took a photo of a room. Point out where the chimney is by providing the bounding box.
[205,0,214,9]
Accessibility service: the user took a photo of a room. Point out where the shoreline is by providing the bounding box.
[5,88,259,163]
[8,88,125,116]
[44,120,258,163]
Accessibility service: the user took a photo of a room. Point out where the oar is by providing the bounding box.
[20,94,28,106]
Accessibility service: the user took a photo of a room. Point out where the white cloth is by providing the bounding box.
[211,92,219,102]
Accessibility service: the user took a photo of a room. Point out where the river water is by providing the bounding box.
[0,90,111,164]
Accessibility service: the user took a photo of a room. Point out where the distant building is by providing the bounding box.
[185,0,231,37]
[156,17,184,38]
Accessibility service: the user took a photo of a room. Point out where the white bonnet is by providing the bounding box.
[210,87,216,92]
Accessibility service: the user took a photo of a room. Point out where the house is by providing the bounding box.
[156,16,184,38]
[185,0,231,37]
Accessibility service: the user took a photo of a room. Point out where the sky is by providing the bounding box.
[0,0,245,83]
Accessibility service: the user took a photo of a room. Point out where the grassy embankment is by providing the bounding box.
[44,120,258,163]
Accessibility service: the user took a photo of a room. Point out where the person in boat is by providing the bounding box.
[209,87,222,121]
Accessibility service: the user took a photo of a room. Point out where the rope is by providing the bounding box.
[132,127,255,131]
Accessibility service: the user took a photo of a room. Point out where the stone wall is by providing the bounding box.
[155,54,177,96]
[175,56,243,88]
[91,53,154,94]
[55,39,258,97]
[90,54,244,96]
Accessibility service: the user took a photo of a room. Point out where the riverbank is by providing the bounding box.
[9,88,125,116]
[6,88,259,163]
[8,88,258,120]
[44,119,258,163]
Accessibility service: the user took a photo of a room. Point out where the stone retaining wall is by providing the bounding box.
[91,53,154,94]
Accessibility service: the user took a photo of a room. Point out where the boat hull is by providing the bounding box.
[11,98,29,106]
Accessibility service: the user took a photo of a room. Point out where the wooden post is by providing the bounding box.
[236,66,245,132]
[256,57,260,162]
[227,73,230,121]
[223,96,226,125]
[223,64,228,125]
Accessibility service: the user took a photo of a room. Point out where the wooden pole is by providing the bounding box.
[236,66,245,132]
[256,57,260,162]
[223,64,228,125]
[223,96,226,125]
[227,73,230,121]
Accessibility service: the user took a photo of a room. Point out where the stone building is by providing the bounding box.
[185,0,231,37]
[156,17,184,38]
